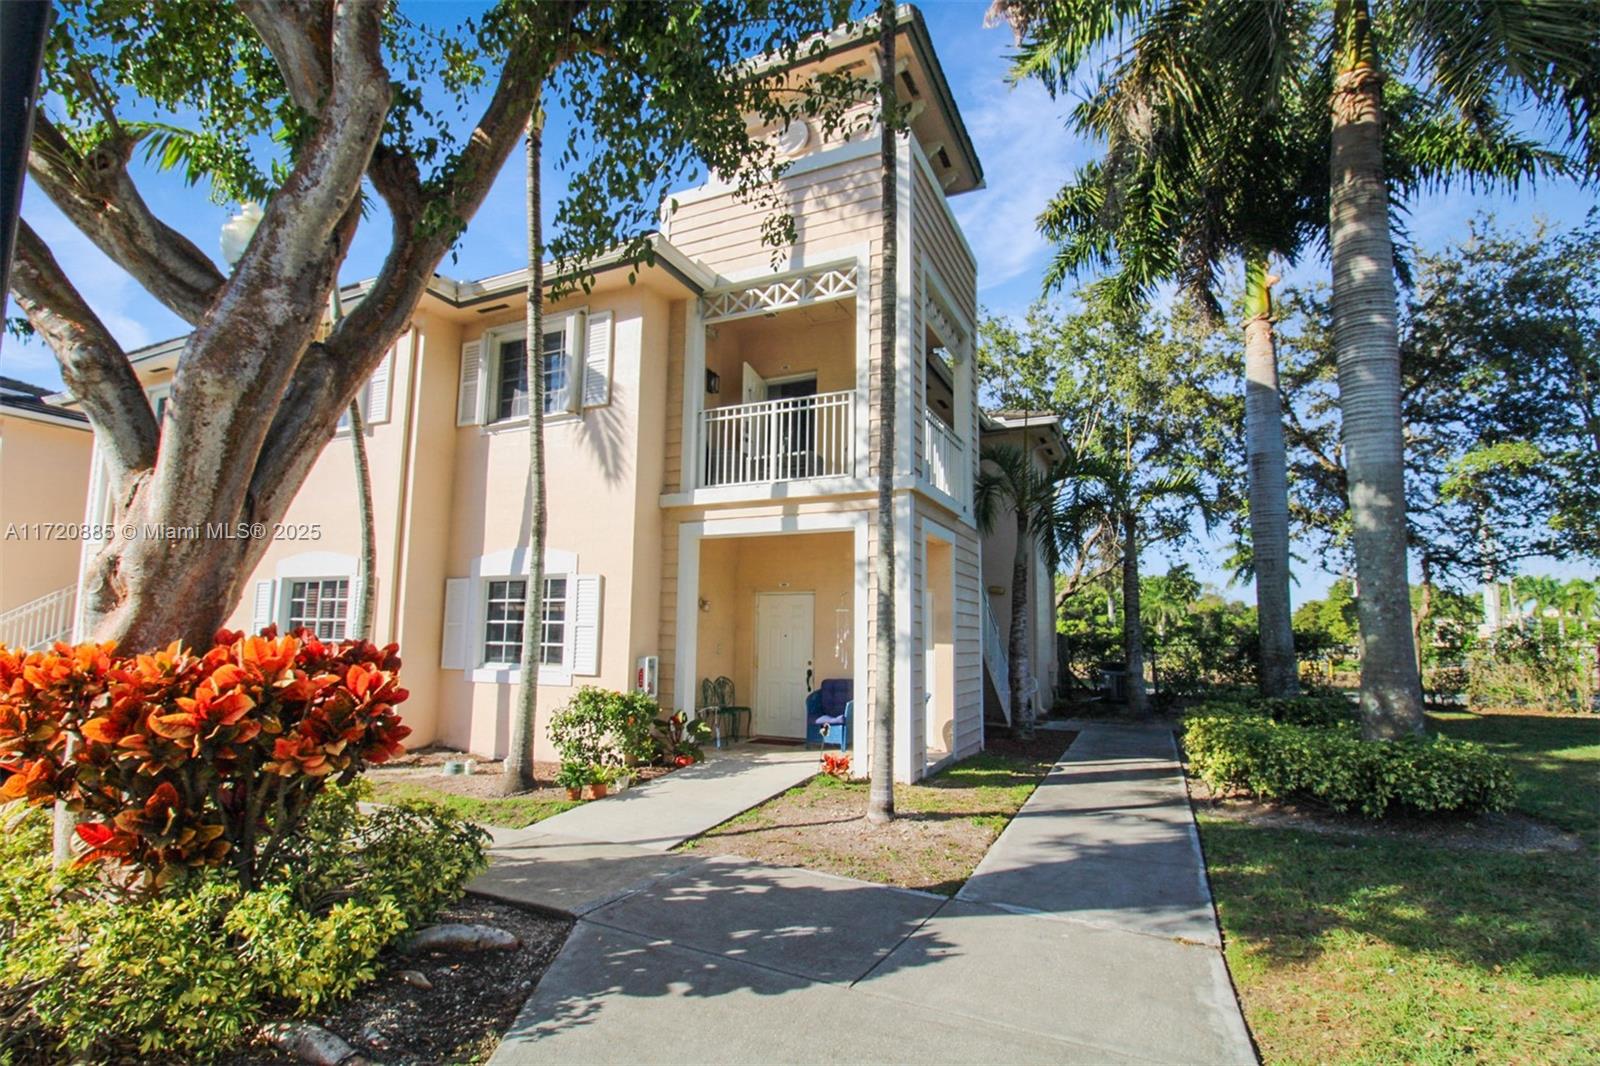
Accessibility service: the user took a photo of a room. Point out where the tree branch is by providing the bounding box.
[9,221,158,489]
[249,34,553,519]
[27,115,226,326]
[238,0,333,115]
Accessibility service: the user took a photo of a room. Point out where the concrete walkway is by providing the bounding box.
[527,742,819,851]
[481,722,1255,1065]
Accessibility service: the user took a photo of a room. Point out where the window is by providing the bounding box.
[480,576,569,667]
[493,324,570,422]
[287,578,349,640]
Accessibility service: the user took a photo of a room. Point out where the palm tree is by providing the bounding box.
[867,0,898,824]
[329,286,376,642]
[975,443,1075,734]
[1563,579,1598,643]
[1066,451,1209,718]
[1003,0,1591,739]
[501,103,548,796]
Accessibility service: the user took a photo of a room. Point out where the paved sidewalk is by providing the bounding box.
[483,722,1255,1065]
[525,742,819,851]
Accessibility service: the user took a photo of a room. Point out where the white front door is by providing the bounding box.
[741,362,767,403]
[755,592,814,738]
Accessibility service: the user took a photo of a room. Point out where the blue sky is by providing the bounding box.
[3,0,1593,599]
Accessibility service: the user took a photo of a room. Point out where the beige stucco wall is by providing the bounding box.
[438,285,681,761]
[692,530,855,736]
[0,414,93,612]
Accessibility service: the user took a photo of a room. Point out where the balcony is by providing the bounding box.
[698,390,854,488]
[921,410,965,502]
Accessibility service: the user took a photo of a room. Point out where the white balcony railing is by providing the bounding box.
[0,585,77,651]
[922,411,965,501]
[699,390,854,488]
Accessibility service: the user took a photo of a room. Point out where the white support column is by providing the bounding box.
[894,134,916,482]
[682,300,706,492]
[674,522,703,715]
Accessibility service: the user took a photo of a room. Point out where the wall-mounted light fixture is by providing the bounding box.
[705,369,721,394]
[699,597,711,613]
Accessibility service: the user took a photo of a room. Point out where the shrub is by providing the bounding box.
[1183,715,1516,818]
[1467,629,1596,712]
[547,686,661,768]
[0,630,411,889]
[0,785,488,1059]
[1185,692,1359,730]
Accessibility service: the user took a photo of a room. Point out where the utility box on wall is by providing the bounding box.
[635,655,659,699]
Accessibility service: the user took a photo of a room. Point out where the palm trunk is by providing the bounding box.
[1121,512,1148,718]
[1242,254,1298,697]
[502,103,545,795]
[346,397,376,641]
[1329,0,1423,739]
[1008,511,1036,735]
[867,1,897,824]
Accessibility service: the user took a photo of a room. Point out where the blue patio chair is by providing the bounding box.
[804,679,852,750]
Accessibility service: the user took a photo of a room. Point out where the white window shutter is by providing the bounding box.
[251,580,275,634]
[457,340,483,426]
[571,573,602,675]
[441,578,470,669]
[561,314,584,414]
[582,310,612,407]
[367,349,393,424]
[345,576,367,639]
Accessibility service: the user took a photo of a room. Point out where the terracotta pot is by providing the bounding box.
[565,787,582,801]
[589,783,608,800]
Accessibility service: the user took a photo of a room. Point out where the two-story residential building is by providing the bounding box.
[0,378,93,645]
[55,8,1056,782]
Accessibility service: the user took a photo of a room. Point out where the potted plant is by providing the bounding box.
[587,763,612,800]
[556,761,588,801]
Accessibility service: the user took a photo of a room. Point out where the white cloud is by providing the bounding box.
[951,75,1093,302]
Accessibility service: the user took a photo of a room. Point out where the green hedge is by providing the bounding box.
[1183,714,1516,818]
[0,783,488,1061]
[1185,692,1360,730]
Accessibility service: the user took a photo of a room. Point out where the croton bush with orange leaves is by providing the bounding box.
[0,628,411,889]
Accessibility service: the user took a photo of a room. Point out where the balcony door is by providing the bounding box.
[767,374,818,480]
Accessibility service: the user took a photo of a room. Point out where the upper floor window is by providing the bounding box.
[493,324,571,422]
[288,578,349,641]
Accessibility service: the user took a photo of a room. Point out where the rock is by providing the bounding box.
[397,968,433,990]
[402,922,521,955]
[259,1022,364,1066]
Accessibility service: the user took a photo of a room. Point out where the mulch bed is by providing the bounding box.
[227,897,572,1065]
[684,730,1074,896]
[1185,776,1583,854]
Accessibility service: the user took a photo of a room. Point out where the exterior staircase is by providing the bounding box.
[0,585,77,651]
[981,595,1011,725]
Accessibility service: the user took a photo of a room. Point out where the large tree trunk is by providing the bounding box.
[1242,254,1298,698]
[1008,511,1036,736]
[502,106,546,796]
[867,0,897,824]
[1121,512,1148,718]
[1329,0,1424,738]
[9,5,546,656]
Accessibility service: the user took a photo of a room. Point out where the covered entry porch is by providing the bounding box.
[674,513,867,757]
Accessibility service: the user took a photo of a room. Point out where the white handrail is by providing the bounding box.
[699,389,854,488]
[922,411,964,501]
[0,585,77,651]
[981,594,1011,725]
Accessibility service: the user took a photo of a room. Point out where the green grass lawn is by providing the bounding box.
[1198,710,1600,1064]
[367,779,578,829]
